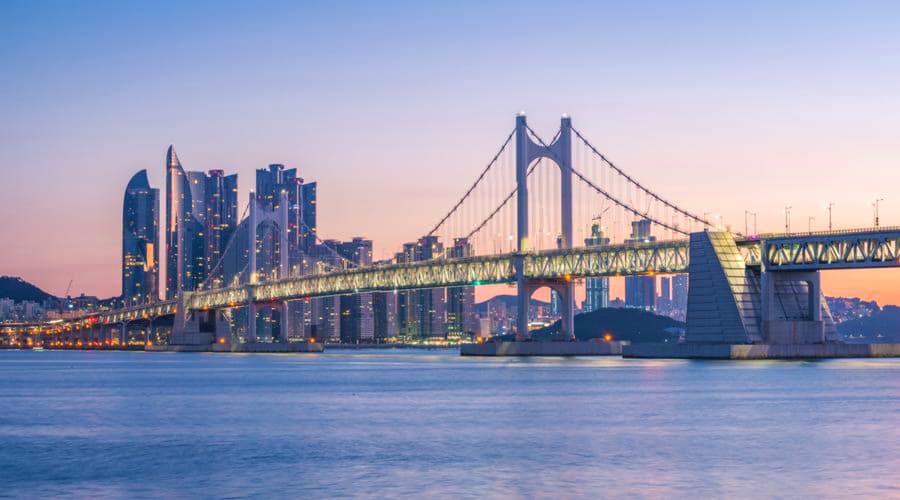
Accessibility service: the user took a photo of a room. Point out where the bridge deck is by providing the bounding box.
[40,227,900,327]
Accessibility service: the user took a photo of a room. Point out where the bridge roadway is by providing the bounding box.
[50,226,900,327]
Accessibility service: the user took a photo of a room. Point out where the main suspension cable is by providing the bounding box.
[426,127,516,237]
[526,125,688,236]
[571,126,713,227]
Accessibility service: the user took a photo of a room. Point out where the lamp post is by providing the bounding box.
[872,198,884,227]
[784,205,792,234]
[745,210,758,235]
[826,202,834,231]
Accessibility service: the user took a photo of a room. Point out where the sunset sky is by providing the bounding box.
[2,1,899,304]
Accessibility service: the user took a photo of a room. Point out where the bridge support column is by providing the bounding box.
[214,310,233,349]
[247,302,258,343]
[170,294,211,347]
[760,269,827,344]
[559,283,575,341]
[278,302,289,343]
[515,257,529,341]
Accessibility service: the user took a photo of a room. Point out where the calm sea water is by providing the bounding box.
[1,350,899,499]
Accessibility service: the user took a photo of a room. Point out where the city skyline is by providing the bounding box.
[3,2,900,305]
[4,5,900,498]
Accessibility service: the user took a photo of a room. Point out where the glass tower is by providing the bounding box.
[625,219,657,310]
[337,238,374,343]
[166,146,239,297]
[122,170,159,305]
[584,223,610,312]
[446,238,478,338]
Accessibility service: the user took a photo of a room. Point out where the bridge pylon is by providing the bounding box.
[246,190,290,343]
[514,114,575,341]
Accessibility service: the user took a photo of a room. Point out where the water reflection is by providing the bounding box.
[0,350,898,497]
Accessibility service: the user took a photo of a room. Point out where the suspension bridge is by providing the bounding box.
[16,114,900,357]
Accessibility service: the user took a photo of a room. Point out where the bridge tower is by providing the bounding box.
[246,191,290,343]
[514,114,576,341]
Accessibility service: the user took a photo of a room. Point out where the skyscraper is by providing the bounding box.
[166,146,239,297]
[625,219,657,310]
[337,238,375,343]
[550,290,561,317]
[204,170,238,287]
[414,236,446,338]
[373,291,399,341]
[165,145,194,298]
[256,165,303,264]
[446,238,478,338]
[310,240,346,342]
[672,274,689,312]
[395,237,447,338]
[584,223,610,312]
[300,182,317,254]
[395,242,419,338]
[122,170,159,305]
[659,276,671,310]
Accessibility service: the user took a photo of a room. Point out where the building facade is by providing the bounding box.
[395,237,447,339]
[336,238,375,343]
[301,182,317,254]
[166,146,240,297]
[583,223,610,312]
[625,219,657,310]
[672,274,689,314]
[204,170,238,288]
[122,170,160,305]
[373,291,399,341]
[446,238,478,338]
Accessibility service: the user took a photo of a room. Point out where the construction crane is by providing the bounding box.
[58,280,73,315]
[592,206,611,227]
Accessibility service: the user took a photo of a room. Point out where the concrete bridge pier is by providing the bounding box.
[760,269,826,344]
[167,295,213,349]
[516,280,576,341]
[213,310,234,350]
[623,231,900,359]
[242,301,290,344]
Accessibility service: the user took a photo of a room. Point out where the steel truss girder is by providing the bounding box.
[100,301,178,324]
[523,241,689,278]
[192,255,518,310]
[191,241,692,310]
[736,241,762,266]
[51,231,883,331]
[763,230,900,270]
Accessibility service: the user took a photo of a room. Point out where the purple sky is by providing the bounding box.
[2,1,899,303]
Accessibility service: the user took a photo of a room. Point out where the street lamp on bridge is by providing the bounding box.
[745,210,757,235]
[784,205,792,234]
[826,202,835,231]
[870,198,884,227]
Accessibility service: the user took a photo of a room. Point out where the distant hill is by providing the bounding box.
[475,294,550,315]
[0,276,56,303]
[495,307,684,343]
[837,306,900,343]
